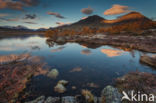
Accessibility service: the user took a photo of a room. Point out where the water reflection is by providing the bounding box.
[51,46,65,53]
[0,36,155,97]
[101,49,124,57]
[81,49,92,55]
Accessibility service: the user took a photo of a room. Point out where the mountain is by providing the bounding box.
[0,25,34,31]
[72,15,104,26]
[103,12,151,24]
[55,12,155,31]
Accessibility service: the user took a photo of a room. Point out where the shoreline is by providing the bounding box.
[47,34,156,53]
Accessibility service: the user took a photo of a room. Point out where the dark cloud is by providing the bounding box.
[21,0,40,6]
[47,12,65,19]
[24,21,37,24]
[24,14,37,19]
[0,0,40,11]
[81,7,93,15]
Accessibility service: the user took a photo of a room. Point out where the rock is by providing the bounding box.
[56,37,66,43]
[140,55,156,68]
[72,86,76,90]
[54,83,66,93]
[44,97,60,103]
[54,80,69,93]
[101,85,121,103]
[25,96,45,103]
[47,69,59,79]
[81,89,94,103]
[62,96,76,103]
[58,80,68,85]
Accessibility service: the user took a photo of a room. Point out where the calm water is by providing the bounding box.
[0,36,155,98]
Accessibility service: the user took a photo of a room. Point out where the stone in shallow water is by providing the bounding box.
[101,85,121,103]
[25,96,45,103]
[44,97,60,103]
[47,69,59,79]
[81,89,94,103]
[54,83,67,93]
[54,80,69,93]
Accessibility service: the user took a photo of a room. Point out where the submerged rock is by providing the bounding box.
[140,55,156,68]
[58,80,68,85]
[0,54,48,103]
[81,89,94,103]
[44,97,60,103]
[101,85,121,103]
[54,83,66,93]
[25,96,45,103]
[0,53,30,65]
[47,69,59,79]
[54,80,69,93]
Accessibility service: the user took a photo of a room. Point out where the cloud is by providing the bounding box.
[81,7,93,15]
[0,13,9,17]
[104,4,130,15]
[0,0,40,10]
[47,12,65,19]
[56,22,71,26]
[24,21,37,24]
[24,14,37,19]
[0,17,19,21]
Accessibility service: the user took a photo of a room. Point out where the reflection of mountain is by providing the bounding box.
[101,49,124,57]
[81,49,92,55]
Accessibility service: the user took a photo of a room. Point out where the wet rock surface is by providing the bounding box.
[101,85,121,103]
[140,55,156,68]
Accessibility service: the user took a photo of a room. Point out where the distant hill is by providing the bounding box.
[0,25,34,32]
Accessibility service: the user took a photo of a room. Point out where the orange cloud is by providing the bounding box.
[0,0,39,10]
[104,4,130,15]
[101,49,124,57]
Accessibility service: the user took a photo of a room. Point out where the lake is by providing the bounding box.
[0,36,155,99]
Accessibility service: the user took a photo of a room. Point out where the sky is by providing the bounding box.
[0,0,156,29]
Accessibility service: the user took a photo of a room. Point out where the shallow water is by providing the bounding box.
[0,36,155,98]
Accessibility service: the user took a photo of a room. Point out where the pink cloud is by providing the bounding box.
[104,4,131,15]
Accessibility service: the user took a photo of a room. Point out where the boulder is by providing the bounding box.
[101,85,121,103]
[47,69,59,79]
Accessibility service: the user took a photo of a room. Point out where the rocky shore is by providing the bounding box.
[47,33,156,53]
[24,72,156,103]
[140,55,156,69]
